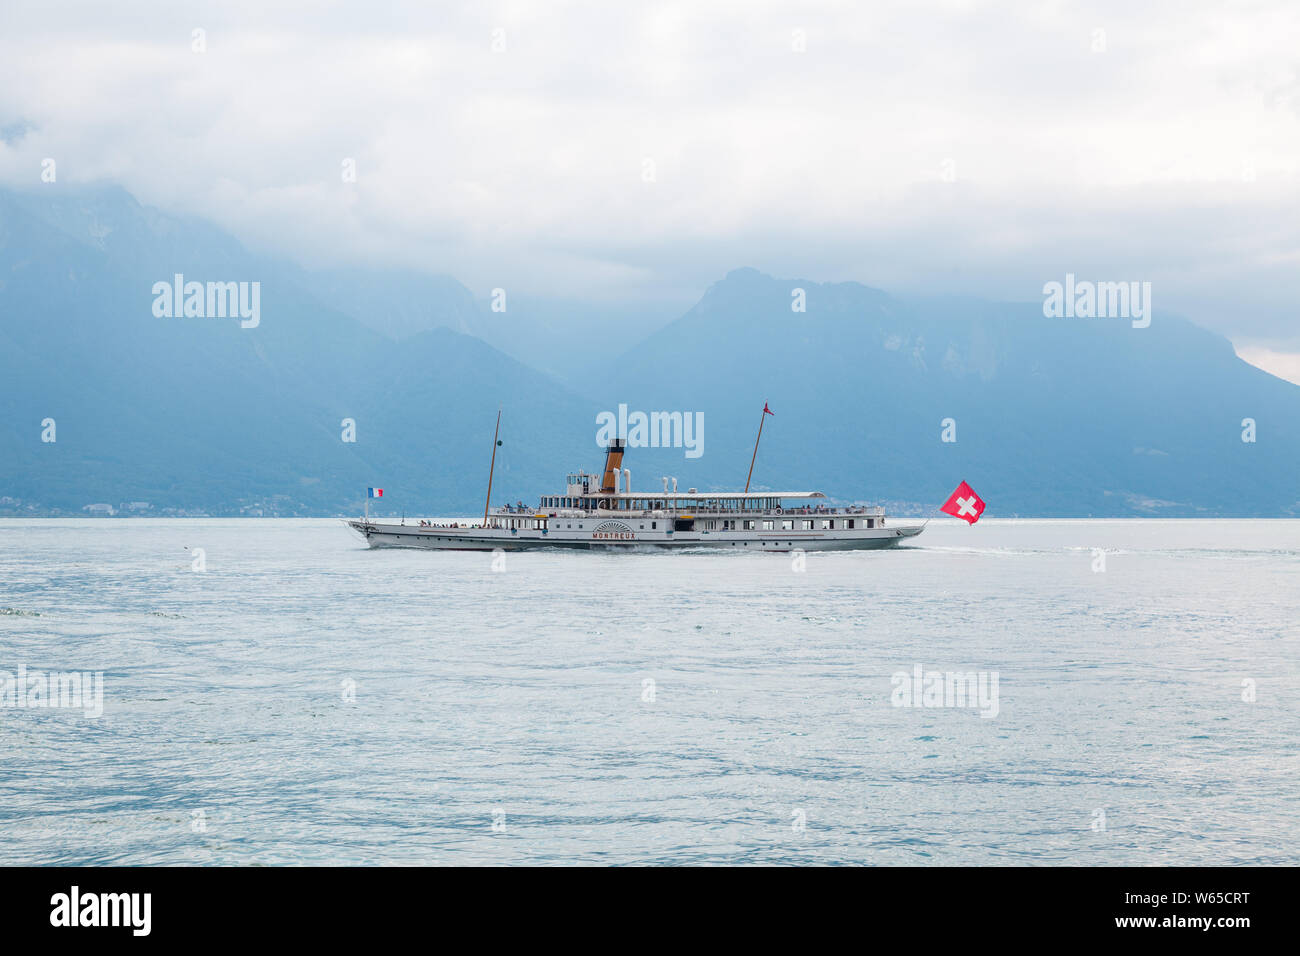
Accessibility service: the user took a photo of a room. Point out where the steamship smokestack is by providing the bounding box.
[599,438,626,494]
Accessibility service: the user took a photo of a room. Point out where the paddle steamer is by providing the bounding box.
[347,429,923,552]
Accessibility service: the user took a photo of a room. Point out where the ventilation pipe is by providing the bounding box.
[623,469,631,496]
[662,476,669,493]
[671,477,678,493]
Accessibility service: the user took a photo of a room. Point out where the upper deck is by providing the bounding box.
[482,440,887,527]
[490,490,885,520]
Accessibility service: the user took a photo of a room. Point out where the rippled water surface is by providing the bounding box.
[1,518,1297,865]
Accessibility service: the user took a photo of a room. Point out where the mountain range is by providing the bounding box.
[1,183,1297,517]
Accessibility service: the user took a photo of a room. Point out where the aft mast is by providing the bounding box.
[744,402,774,493]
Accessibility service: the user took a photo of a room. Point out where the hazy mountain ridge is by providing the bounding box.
[0,184,595,515]
[588,268,1300,516]
[2,187,1297,516]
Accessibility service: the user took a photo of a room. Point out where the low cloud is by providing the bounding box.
[1,0,1297,346]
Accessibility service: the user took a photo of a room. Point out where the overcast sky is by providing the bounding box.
[2,0,1297,371]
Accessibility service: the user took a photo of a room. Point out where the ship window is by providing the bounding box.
[781,520,793,531]
[801,520,813,530]
[763,520,773,530]
[639,525,644,530]
[867,518,874,528]
[820,520,830,529]
[846,519,854,529]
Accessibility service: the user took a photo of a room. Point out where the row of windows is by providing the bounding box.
[559,522,660,530]
[715,518,875,530]
[495,519,545,529]
[494,518,877,532]
[543,497,689,510]
[537,499,878,530]
[543,496,651,509]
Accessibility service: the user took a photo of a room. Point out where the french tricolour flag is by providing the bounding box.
[367,487,383,498]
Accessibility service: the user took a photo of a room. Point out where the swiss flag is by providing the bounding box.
[940,481,985,524]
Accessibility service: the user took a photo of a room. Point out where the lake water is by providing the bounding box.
[1,518,1296,865]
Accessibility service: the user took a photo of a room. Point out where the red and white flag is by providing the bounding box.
[763,402,774,416]
[940,481,985,524]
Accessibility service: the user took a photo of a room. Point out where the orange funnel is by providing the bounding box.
[600,439,626,493]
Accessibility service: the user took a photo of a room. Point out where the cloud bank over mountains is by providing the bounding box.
[1,0,1298,356]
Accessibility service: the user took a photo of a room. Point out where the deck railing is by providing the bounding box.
[506,505,888,518]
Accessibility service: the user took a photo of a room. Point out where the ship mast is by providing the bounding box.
[744,402,773,493]
[483,407,501,527]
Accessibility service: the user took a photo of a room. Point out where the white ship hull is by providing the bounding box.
[347,519,922,551]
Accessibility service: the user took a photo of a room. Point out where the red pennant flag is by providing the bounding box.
[763,402,774,416]
[940,481,985,524]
